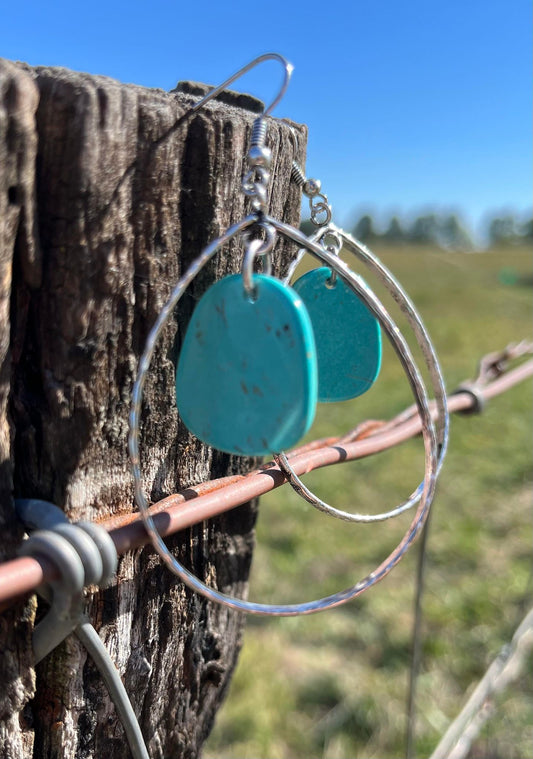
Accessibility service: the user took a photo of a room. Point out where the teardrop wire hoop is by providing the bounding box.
[128,216,438,615]
[276,223,449,523]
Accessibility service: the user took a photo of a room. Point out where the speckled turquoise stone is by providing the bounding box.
[176,273,317,456]
[292,267,381,402]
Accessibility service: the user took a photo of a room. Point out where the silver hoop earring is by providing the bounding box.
[276,161,449,523]
[128,55,442,615]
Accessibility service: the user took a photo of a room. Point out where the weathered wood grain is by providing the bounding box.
[0,58,306,758]
[0,58,40,759]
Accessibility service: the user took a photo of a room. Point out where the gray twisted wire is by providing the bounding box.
[16,500,146,759]
[17,530,86,663]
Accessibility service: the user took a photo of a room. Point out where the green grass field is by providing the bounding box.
[204,244,532,759]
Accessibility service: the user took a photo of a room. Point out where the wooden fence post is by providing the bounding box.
[0,58,306,759]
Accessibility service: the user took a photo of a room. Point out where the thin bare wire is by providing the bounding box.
[429,605,533,759]
[128,217,438,615]
[407,338,533,756]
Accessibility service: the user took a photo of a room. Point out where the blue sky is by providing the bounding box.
[2,0,530,240]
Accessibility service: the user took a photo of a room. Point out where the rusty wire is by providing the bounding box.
[0,343,533,608]
[0,347,531,611]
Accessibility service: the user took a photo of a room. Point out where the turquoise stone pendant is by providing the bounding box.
[291,267,381,402]
[176,274,317,456]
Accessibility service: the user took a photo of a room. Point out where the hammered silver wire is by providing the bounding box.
[277,223,449,523]
[128,216,439,615]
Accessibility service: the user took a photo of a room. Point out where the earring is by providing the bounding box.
[288,165,382,402]
[133,55,318,459]
[290,230,382,403]
[129,54,441,616]
[274,158,449,524]
[175,226,318,456]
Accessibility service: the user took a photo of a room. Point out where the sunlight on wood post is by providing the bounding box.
[0,58,306,759]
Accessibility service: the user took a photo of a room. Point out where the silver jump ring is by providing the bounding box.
[323,229,342,287]
[242,227,276,297]
[242,167,269,212]
[242,222,277,257]
[322,229,342,255]
[242,167,270,196]
[276,223,449,523]
[310,194,332,227]
[129,215,438,616]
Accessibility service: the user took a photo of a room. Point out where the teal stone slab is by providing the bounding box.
[175,273,317,456]
[291,267,382,402]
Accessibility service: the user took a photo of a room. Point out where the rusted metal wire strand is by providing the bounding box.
[1,353,531,610]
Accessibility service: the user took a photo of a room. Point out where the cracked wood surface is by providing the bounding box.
[0,58,306,759]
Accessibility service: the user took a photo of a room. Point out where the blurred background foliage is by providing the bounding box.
[302,210,533,252]
[204,237,532,759]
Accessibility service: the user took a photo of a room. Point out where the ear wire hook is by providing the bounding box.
[188,52,293,117]
[186,54,293,220]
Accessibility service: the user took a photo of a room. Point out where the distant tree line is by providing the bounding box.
[302,211,532,250]
[487,215,533,247]
[352,213,475,249]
